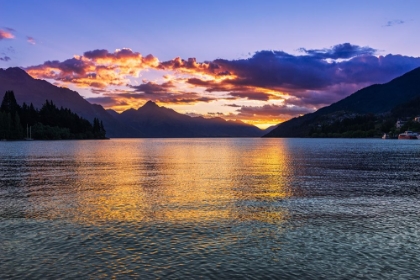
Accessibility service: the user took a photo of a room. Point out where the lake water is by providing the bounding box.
[1,138,419,279]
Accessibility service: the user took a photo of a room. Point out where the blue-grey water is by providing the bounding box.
[1,138,419,279]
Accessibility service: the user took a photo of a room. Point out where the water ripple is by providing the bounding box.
[1,138,420,279]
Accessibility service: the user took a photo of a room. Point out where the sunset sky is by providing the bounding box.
[1,0,420,128]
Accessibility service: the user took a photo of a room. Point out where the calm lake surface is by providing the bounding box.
[1,138,419,279]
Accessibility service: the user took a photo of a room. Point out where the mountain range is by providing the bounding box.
[110,101,264,137]
[264,67,420,137]
[0,67,266,137]
[3,66,419,139]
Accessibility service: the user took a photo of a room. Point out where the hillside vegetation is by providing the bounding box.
[265,67,420,138]
[0,91,106,140]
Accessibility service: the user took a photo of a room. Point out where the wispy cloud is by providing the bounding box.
[128,81,216,104]
[0,56,11,61]
[27,36,36,45]
[223,104,242,108]
[86,89,216,110]
[236,104,312,118]
[298,43,376,59]
[215,104,314,126]
[384,19,405,27]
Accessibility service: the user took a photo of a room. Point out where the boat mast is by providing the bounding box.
[26,124,32,140]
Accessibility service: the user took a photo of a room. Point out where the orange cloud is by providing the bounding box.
[25,49,289,106]
[87,80,217,112]
[26,48,159,89]
[179,103,308,129]
[216,104,312,128]
[0,29,14,40]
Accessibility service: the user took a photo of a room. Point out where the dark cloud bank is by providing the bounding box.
[179,43,420,108]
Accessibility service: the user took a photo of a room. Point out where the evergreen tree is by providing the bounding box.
[20,102,39,127]
[11,112,24,139]
[0,91,20,114]
[100,120,106,138]
[93,118,100,134]
[0,112,11,139]
[0,91,23,139]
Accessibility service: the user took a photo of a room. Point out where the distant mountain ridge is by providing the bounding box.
[265,67,420,137]
[114,100,265,137]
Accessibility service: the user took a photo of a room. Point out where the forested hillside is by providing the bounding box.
[265,67,420,138]
[0,91,106,140]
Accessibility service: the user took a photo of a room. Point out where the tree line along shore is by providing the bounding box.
[0,91,107,140]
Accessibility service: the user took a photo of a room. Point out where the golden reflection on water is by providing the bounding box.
[25,139,293,225]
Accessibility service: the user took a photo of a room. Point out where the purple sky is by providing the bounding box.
[1,0,420,128]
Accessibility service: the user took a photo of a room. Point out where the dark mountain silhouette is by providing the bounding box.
[0,67,264,137]
[263,125,278,134]
[265,67,420,137]
[0,67,142,137]
[114,100,265,137]
[105,109,121,119]
[391,95,420,118]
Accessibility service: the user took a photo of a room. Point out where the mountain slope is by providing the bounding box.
[0,67,263,138]
[265,67,420,137]
[0,67,142,137]
[116,101,265,137]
